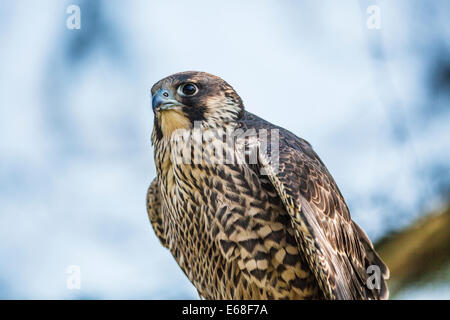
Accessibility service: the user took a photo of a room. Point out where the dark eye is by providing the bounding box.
[179,83,198,96]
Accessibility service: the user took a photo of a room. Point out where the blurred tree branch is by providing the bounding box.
[375,202,450,297]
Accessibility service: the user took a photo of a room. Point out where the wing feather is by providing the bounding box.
[147,177,169,248]
[240,111,389,300]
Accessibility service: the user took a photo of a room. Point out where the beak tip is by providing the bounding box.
[151,95,161,112]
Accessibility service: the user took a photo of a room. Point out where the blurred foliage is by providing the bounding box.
[375,202,450,298]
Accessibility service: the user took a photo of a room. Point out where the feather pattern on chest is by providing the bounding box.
[152,125,320,299]
[146,71,389,300]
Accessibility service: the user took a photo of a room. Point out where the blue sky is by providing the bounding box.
[0,0,449,299]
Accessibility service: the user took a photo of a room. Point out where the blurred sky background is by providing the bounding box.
[0,0,449,299]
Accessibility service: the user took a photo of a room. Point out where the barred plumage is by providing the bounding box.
[146,71,389,299]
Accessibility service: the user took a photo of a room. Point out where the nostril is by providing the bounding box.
[163,92,169,97]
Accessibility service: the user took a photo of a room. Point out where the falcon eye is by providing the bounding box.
[178,83,198,96]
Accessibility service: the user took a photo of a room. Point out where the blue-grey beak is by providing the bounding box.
[152,89,181,113]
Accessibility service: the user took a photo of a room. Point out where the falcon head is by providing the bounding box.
[151,71,244,140]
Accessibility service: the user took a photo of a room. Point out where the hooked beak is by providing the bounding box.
[152,89,182,113]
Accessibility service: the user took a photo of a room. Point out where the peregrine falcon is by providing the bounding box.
[146,71,389,300]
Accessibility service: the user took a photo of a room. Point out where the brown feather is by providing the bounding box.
[146,72,389,300]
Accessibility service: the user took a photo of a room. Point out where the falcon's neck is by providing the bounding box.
[152,119,242,178]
